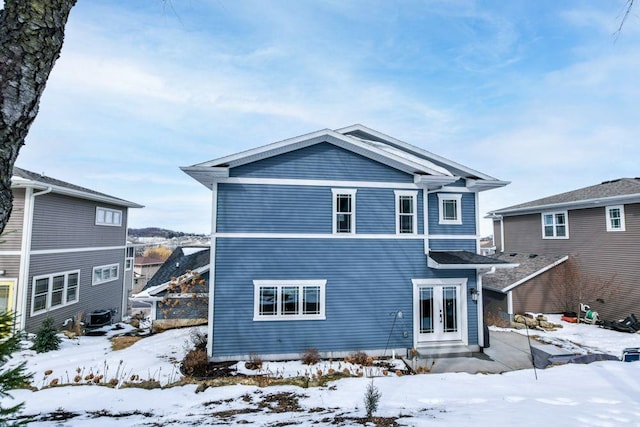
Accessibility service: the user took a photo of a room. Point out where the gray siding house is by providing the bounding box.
[0,167,142,332]
[182,124,515,361]
[488,178,640,320]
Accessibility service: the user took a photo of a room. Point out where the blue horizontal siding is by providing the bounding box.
[212,238,477,357]
[429,239,477,252]
[230,142,414,183]
[217,184,424,235]
[428,192,476,235]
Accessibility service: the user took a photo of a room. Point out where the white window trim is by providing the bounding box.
[395,190,418,235]
[541,211,569,239]
[125,258,133,271]
[92,263,120,286]
[437,193,462,225]
[253,279,326,321]
[606,205,626,232]
[96,206,123,227]
[331,188,357,234]
[31,270,80,316]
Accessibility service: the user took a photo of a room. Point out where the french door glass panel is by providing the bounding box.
[417,284,462,342]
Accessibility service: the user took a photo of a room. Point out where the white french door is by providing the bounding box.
[413,279,466,344]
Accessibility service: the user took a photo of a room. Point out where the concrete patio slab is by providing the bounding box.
[412,331,539,374]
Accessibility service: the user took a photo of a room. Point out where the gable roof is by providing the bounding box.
[11,167,143,208]
[141,246,210,292]
[182,124,508,191]
[482,253,568,293]
[489,178,640,216]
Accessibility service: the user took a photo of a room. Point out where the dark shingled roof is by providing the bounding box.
[492,178,640,215]
[142,246,210,291]
[12,166,141,207]
[482,253,568,293]
[429,251,513,266]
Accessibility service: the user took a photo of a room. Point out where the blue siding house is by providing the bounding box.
[182,125,514,361]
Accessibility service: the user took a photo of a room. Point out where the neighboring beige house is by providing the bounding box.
[133,256,165,292]
[488,178,640,321]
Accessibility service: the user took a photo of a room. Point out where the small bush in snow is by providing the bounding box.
[32,317,61,353]
[189,328,208,351]
[182,349,209,377]
[363,379,381,418]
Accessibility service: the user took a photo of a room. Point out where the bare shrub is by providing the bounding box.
[245,352,263,370]
[549,259,619,315]
[182,349,209,377]
[302,348,321,365]
[189,328,208,351]
[348,351,372,366]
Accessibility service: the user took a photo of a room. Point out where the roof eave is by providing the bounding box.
[11,180,143,208]
[491,193,640,217]
[180,166,229,189]
[427,257,519,270]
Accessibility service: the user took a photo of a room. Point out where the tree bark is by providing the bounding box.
[0,0,77,234]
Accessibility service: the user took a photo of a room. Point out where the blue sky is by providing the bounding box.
[15,0,640,235]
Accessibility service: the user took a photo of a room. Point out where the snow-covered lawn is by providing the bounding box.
[3,317,640,426]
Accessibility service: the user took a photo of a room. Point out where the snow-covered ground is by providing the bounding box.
[3,316,640,426]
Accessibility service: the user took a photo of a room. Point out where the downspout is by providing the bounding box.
[476,266,495,348]
[499,216,505,253]
[17,186,52,330]
[207,181,218,359]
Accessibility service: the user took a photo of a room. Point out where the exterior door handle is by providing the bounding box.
[439,309,443,323]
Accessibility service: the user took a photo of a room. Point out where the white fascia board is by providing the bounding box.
[192,129,333,168]
[11,180,143,208]
[184,128,454,182]
[492,194,640,217]
[501,256,569,293]
[335,124,499,181]
[428,257,519,270]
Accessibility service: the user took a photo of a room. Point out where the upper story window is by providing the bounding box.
[253,280,326,321]
[395,190,418,234]
[332,189,356,234]
[125,246,134,271]
[31,270,79,316]
[606,205,626,232]
[438,194,462,225]
[92,263,119,285]
[542,211,568,239]
[96,207,122,226]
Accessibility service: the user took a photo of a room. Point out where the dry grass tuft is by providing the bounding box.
[110,335,143,351]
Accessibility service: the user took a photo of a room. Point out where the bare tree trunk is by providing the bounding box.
[0,0,77,234]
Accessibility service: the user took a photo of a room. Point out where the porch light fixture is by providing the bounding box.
[0,270,5,276]
[469,288,478,302]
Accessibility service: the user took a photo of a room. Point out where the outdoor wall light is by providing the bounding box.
[0,270,5,276]
[469,288,478,301]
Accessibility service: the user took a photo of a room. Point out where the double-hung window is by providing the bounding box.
[438,194,462,225]
[96,207,122,226]
[395,190,418,234]
[92,263,119,285]
[542,211,568,238]
[332,189,356,234]
[606,205,625,232]
[253,280,326,321]
[31,271,80,315]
